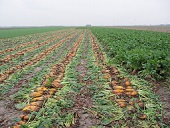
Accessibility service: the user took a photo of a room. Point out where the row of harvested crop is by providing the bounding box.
[0,29,66,54]
[0,40,37,54]
[0,32,72,65]
[90,32,147,120]
[13,33,84,128]
[0,32,78,83]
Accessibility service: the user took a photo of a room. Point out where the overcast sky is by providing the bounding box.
[0,0,170,26]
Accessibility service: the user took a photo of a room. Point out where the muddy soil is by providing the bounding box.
[155,85,170,127]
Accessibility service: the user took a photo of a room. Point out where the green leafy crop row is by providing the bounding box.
[90,27,170,80]
[0,27,66,38]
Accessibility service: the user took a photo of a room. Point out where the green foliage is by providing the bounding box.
[90,27,170,80]
[0,27,65,38]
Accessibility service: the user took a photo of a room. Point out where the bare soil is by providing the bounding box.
[155,84,170,127]
[0,98,23,128]
[109,26,170,33]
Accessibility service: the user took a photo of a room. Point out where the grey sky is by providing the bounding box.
[0,0,170,26]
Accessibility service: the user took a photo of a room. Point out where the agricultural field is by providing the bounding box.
[0,27,66,39]
[109,26,170,33]
[0,27,169,128]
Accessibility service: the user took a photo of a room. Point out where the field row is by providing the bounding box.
[0,29,167,127]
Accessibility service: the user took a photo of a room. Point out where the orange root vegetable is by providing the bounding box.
[30,92,43,98]
[139,114,147,119]
[125,81,131,86]
[52,80,62,88]
[104,74,110,79]
[32,97,44,101]
[119,102,127,107]
[125,88,135,92]
[30,101,43,107]
[112,89,124,93]
[20,114,25,119]
[13,125,21,128]
[114,86,125,90]
[23,105,40,113]
[116,99,126,102]
[126,86,133,89]
[129,101,135,106]
[131,91,138,96]
[23,115,29,120]
[36,87,47,92]
[17,121,25,125]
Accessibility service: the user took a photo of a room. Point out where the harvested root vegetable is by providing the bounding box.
[36,87,47,92]
[116,99,126,102]
[30,101,43,107]
[118,102,127,107]
[112,89,124,93]
[13,125,21,128]
[125,88,135,92]
[17,121,25,125]
[49,88,56,95]
[23,105,40,113]
[125,81,131,86]
[131,91,138,96]
[104,74,110,79]
[32,97,44,101]
[126,86,133,89]
[30,92,43,98]
[23,115,29,120]
[114,86,125,90]
[20,114,25,119]
[139,114,147,119]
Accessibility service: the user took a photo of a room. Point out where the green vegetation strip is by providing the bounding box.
[89,27,170,80]
[89,32,164,127]
[0,27,66,38]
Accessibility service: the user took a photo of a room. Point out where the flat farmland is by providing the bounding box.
[0,27,169,128]
[109,25,170,33]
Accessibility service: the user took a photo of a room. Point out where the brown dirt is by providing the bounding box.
[109,26,170,33]
[70,86,97,128]
[155,84,170,127]
[0,98,23,128]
